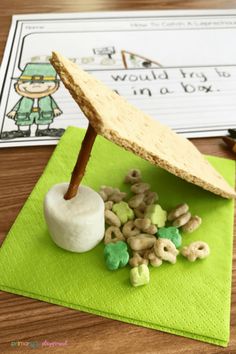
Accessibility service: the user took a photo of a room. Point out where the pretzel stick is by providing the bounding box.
[64,124,97,200]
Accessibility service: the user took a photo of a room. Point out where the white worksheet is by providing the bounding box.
[0,10,236,147]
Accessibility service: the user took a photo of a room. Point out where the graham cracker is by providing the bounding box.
[51,52,236,199]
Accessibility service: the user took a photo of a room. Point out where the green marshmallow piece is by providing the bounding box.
[145,204,167,227]
[130,264,150,287]
[112,201,134,224]
[104,241,129,270]
[158,226,182,248]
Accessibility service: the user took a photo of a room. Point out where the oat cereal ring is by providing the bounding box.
[128,193,145,208]
[99,186,115,201]
[145,224,158,235]
[144,248,162,267]
[148,251,162,267]
[109,189,127,203]
[99,190,108,201]
[99,186,126,203]
[105,209,121,228]
[109,193,126,203]
[144,191,158,205]
[127,234,156,251]
[172,212,191,228]
[105,201,114,210]
[134,217,151,230]
[134,218,158,235]
[124,169,142,184]
[133,202,147,218]
[108,191,126,203]
[100,185,114,197]
[154,238,179,264]
[104,226,125,244]
[131,182,150,194]
[181,241,210,262]
[181,216,202,233]
[129,252,149,267]
[122,220,140,238]
[167,203,189,221]
[134,208,145,219]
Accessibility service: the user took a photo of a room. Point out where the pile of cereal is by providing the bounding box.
[99,169,210,287]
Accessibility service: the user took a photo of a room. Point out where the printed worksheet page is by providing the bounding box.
[0,10,236,147]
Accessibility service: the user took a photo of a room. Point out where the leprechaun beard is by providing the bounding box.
[15,82,59,98]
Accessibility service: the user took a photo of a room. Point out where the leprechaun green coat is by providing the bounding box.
[11,96,59,126]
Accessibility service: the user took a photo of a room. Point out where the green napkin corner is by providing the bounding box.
[0,126,235,347]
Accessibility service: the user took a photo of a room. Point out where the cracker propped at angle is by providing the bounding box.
[51,52,236,199]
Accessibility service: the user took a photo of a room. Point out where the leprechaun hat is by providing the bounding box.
[15,63,58,82]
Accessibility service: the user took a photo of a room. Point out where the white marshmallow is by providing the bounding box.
[44,183,105,252]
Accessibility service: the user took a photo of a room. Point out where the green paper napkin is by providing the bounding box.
[0,127,235,347]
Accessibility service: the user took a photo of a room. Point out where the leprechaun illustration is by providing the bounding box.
[1,63,64,139]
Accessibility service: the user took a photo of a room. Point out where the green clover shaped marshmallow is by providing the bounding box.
[104,241,129,270]
[112,201,134,224]
[145,204,167,227]
[158,226,182,248]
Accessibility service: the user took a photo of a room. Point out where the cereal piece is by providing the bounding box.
[144,248,162,267]
[134,209,144,218]
[144,191,158,205]
[130,264,150,287]
[133,202,147,218]
[149,254,162,267]
[124,169,142,184]
[128,193,145,208]
[105,209,121,227]
[100,185,114,197]
[134,249,146,257]
[182,215,202,233]
[99,190,108,201]
[109,190,127,203]
[145,204,167,227]
[134,217,151,230]
[127,234,156,251]
[158,226,182,248]
[131,182,150,194]
[145,225,158,235]
[100,186,126,203]
[104,226,125,244]
[134,218,158,235]
[167,203,189,221]
[172,212,191,228]
[105,201,114,210]
[104,241,129,270]
[122,220,140,238]
[181,241,210,262]
[112,201,134,224]
[129,252,149,267]
[154,238,179,264]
